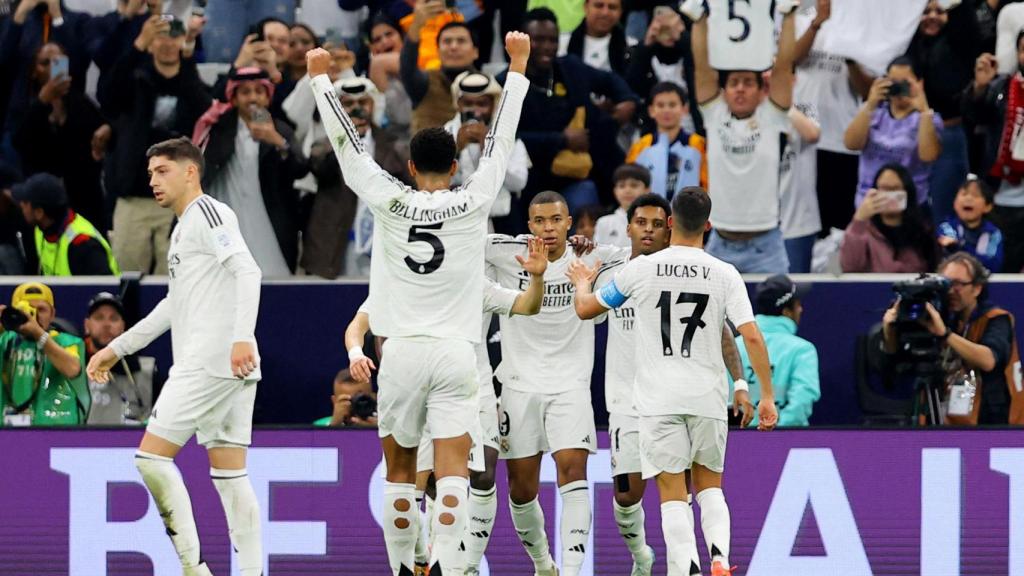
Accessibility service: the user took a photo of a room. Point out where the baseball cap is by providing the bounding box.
[87,291,125,317]
[12,282,54,308]
[11,173,68,207]
[755,274,810,316]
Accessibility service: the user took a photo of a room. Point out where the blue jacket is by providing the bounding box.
[937,216,1004,273]
[731,314,821,427]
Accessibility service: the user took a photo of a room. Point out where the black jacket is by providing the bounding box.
[201,109,308,272]
[961,73,1010,180]
[102,48,211,200]
[625,34,704,136]
[567,23,630,77]
[906,0,979,122]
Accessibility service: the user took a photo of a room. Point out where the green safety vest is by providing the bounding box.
[34,213,120,276]
[0,330,90,426]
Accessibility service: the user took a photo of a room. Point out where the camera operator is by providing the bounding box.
[327,368,378,428]
[882,252,1022,425]
[0,282,90,426]
[83,292,154,425]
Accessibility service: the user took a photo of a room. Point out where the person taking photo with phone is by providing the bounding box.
[840,162,940,273]
[845,56,943,209]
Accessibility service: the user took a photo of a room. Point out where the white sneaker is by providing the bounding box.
[631,546,655,576]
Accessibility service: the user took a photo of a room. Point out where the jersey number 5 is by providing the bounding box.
[404,223,445,274]
[727,0,751,42]
[656,291,709,358]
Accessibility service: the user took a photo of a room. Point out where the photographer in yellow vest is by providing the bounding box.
[0,282,90,426]
[12,173,119,276]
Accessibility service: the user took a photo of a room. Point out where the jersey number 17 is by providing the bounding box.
[655,291,709,358]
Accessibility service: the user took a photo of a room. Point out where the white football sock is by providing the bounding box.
[134,451,202,569]
[662,500,698,576]
[509,497,555,571]
[614,499,652,562]
[211,468,262,576]
[430,475,469,575]
[686,495,700,572]
[696,487,731,567]
[414,490,429,565]
[383,482,418,575]
[559,480,591,576]
[464,486,497,570]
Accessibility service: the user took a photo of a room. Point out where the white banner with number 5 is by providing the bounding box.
[708,0,776,72]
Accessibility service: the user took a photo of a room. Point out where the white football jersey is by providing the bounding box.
[166,196,260,380]
[593,253,635,416]
[486,235,626,395]
[596,246,754,420]
[480,279,519,388]
[312,73,528,343]
[708,0,775,71]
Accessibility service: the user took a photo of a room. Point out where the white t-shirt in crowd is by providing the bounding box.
[583,34,613,71]
[707,0,776,71]
[594,253,638,416]
[997,3,1024,75]
[820,0,924,76]
[701,96,790,231]
[596,246,755,420]
[486,235,626,395]
[793,8,862,154]
[779,105,822,240]
[312,73,528,343]
[593,208,630,248]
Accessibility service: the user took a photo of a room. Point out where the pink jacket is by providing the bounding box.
[840,219,933,273]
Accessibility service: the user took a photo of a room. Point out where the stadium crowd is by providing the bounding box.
[1,0,1022,279]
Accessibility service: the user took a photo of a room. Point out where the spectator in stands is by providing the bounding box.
[13,173,118,276]
[367,14,413,134]
[845,56,943,208]
[14,42,110,232]
[883,252,1022,425]
[103,14,211,275]
[731,274,820,427]
[196,67,307,277]
[302,77,409,278]
[83,292,153,425]
[792,0,870,235]
[327,368,378,427]
[626,82,706,199]
[500,8,637,221]
[567,0,627,76]
[401,2,479,133]
[0,282,89,426]
[1,0,92,149]
[962,41,1024,273]
[937,174,1004,272]
[445,71,531,229]
[203,2,295,64]
[285,24,320,85]
[840,163,939,273]
[691,7,797,273]
[906,0,978,223]
[625,6,701,135]
[0,163,29,275]
[214,18,295,119]
[780,105,822,273]
[572,204,602,241]
[593,164,649,248]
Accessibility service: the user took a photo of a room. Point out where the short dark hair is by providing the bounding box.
[627,193,670,224]
[613,163,651,188]
[437,21,477,47]
[523,7,559,30]
[257,17,290,35]
[649,81,688,105]
[146,137,205,178]
[961,174,995,205]
[720,70,764,90]
[409,128,457,174]
[290,23,321,48]
[530,190,568,208]
[887,55,921,78]
[671,186,711,234]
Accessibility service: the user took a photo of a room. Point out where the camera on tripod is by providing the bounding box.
[892,274,951,358]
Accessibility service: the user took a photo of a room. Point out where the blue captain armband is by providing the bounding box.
[597,280,629,309]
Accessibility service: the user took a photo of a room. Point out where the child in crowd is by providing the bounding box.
[593,164,650,247]
[573,204,604,241]
[626,82,706,199]
[937,174,1004,272]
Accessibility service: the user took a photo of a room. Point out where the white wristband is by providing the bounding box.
[36,331,50,351]
[733,379,749,393]
[347,346,365,362]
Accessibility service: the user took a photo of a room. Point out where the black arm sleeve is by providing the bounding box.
[399,40,430,107]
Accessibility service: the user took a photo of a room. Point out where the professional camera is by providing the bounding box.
[890,274,952,425]
[0,303,33,332]
[350,393,377,420]
[893,274,950,325]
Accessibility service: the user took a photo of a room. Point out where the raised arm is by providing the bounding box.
[307,48,407,208]
[844,78,889,151]
[567,259,613,320]
[789,106,820,144]
[794,0,829,65]
[510,237,549,315]
[690,15,719,105]
[769,10,797,109]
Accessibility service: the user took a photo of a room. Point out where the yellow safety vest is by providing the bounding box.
[34,213,119,276]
